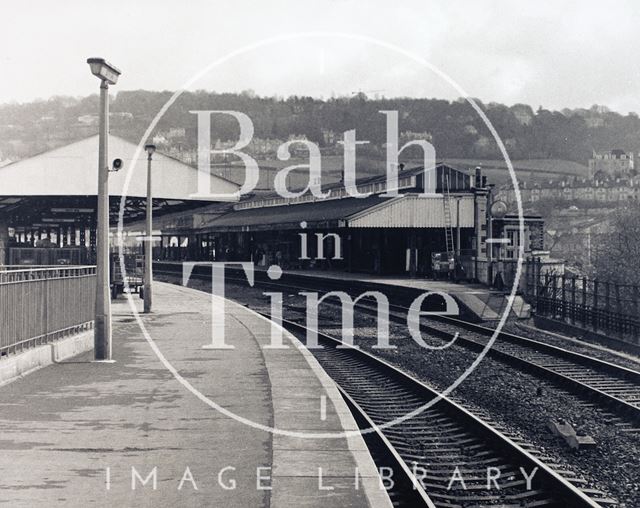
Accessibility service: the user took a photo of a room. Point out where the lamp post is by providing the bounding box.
[143,144,156,313]
[87,57,121,361]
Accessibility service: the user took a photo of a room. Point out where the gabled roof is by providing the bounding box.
[200,193,475,232]
[0,135,239,201]
[205,194,389,231]
[232,162,472,211]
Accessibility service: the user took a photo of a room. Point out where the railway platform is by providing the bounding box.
[254,267,530,321]
[154,262,530,322]
[0,282,390,508]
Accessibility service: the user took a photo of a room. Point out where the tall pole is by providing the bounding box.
[455,198,461,257]
[94,80,112,360]
[144,151,153,313]
[0,217,8,266]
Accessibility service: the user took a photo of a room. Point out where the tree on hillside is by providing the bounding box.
[2,91,640,164]
[591,203,640,286]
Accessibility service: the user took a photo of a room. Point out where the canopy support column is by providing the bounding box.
[0,219,8,266]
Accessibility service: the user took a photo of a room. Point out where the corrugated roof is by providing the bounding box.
[202,193,477,231]
[348,194,475,228]
[204,195,392,231]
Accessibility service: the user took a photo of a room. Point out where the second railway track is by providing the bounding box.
[278,316,613,507]
[408,313,640,428]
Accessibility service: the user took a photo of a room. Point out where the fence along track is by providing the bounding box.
[525,267,640,342]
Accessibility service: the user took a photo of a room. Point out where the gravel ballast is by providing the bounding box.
[166,276,640,507]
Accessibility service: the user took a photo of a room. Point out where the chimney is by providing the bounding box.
[475,166,482,188]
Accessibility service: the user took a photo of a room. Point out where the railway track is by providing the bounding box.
[155,263,640,426]
[409,313,640,430]
[278,316,611,507]
[153,264,630,505]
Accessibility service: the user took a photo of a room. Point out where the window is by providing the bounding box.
[503,227,528,259]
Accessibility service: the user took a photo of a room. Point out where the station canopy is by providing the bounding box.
[0,135,239,226]
[199,193,475,232]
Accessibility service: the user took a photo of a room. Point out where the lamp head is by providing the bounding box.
[144,144,157,156]
[87,57,121,85]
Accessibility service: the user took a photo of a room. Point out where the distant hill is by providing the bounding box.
[213,155,587,190]
[441,158,590,185]
[1,90,638,171]
[443,158,588,175]
[211,155,386,190]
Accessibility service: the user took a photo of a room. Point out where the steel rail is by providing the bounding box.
[278,316,603,508]
[154,263,640,424]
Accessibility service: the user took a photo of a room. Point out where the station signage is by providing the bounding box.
[50,208,94,214]
[42,217,76,223]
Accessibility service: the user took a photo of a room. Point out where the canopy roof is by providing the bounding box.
[0,134,238,200]
[199,193,475,232]
[0,135,239,225]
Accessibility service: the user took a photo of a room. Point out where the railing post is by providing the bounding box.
[543,272,550,315]
[582,277,587,329]
[44,269,49,344]
[614,283,621,335]
[634,285,640,343]
[561,274,566,321]
[605,282,611,332]
[571,276,576,325]
[593,280,599,332]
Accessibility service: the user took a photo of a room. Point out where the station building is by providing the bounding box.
[137,164,550,285]
[0,137,554,289]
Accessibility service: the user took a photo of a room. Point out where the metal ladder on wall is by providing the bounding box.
[443,173,455,259]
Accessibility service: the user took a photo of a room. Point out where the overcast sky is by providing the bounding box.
[1,0,639,113]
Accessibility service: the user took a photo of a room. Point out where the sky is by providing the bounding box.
[1,0,639,113]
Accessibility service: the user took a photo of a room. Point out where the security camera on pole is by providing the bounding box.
[87,57,121,362]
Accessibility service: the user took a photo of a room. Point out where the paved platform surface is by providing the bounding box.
[272,267,528,321]
[0,282,390,508]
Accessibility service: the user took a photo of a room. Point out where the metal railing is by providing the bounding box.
[0,265,72,271]
[0,266,96,356]
[8,247,92,266]
[525,266,640,344]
